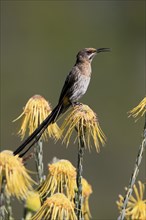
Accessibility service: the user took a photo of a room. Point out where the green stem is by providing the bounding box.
[75,133,85,220]
[0,177,14,220]
[117,116,146,220]
[34,139,45,185]
[23,139,45,220]
[5,193,14,220]
[0,177,6,219]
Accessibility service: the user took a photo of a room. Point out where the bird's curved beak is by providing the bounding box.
[97,48,111,53]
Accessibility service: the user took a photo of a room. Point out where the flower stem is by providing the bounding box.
[0,177,6,219]
[117,115,146,220]
[23,139,45,219]
[34,139,45,185]
[5,193,14,220]
[75,132,85,220]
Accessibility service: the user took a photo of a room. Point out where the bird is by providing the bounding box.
[13,47,111,156]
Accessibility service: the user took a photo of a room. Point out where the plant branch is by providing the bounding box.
[34,139,45,185]
[75,131,85,220]
[117,114,146,220]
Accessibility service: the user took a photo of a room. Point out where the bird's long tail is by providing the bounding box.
[13,103,65,157]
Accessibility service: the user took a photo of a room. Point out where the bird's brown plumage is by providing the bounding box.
[13,47,110,156]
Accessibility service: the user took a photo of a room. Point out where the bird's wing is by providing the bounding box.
[58,66,80,103]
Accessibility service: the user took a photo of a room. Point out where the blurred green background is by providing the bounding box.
[1,1,145,219]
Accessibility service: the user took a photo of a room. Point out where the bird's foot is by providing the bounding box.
[72,102,82,107]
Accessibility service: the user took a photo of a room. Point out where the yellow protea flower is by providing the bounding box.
[129,97,146,119]
[31,193,77,220]
[0,150,35,199]
[61,103,106,152]
[82,178,93,220]
[117,181,146,220]
[39,159,76,200]
[25,191,41,212]
[13,95,60,140]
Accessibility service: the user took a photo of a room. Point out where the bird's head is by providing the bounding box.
[76,47,111,63]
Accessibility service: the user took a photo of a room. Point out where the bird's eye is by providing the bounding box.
[87,50,92,55]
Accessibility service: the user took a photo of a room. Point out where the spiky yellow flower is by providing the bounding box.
[31,193,77,220]
[25,191,41,212]
[61,103,106,152]
[39,159,76,200]
[13,95,60,140]
[117,181,146,220]
[82,178,93,220]
[0,150,35,199]
[129,97,146,119]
